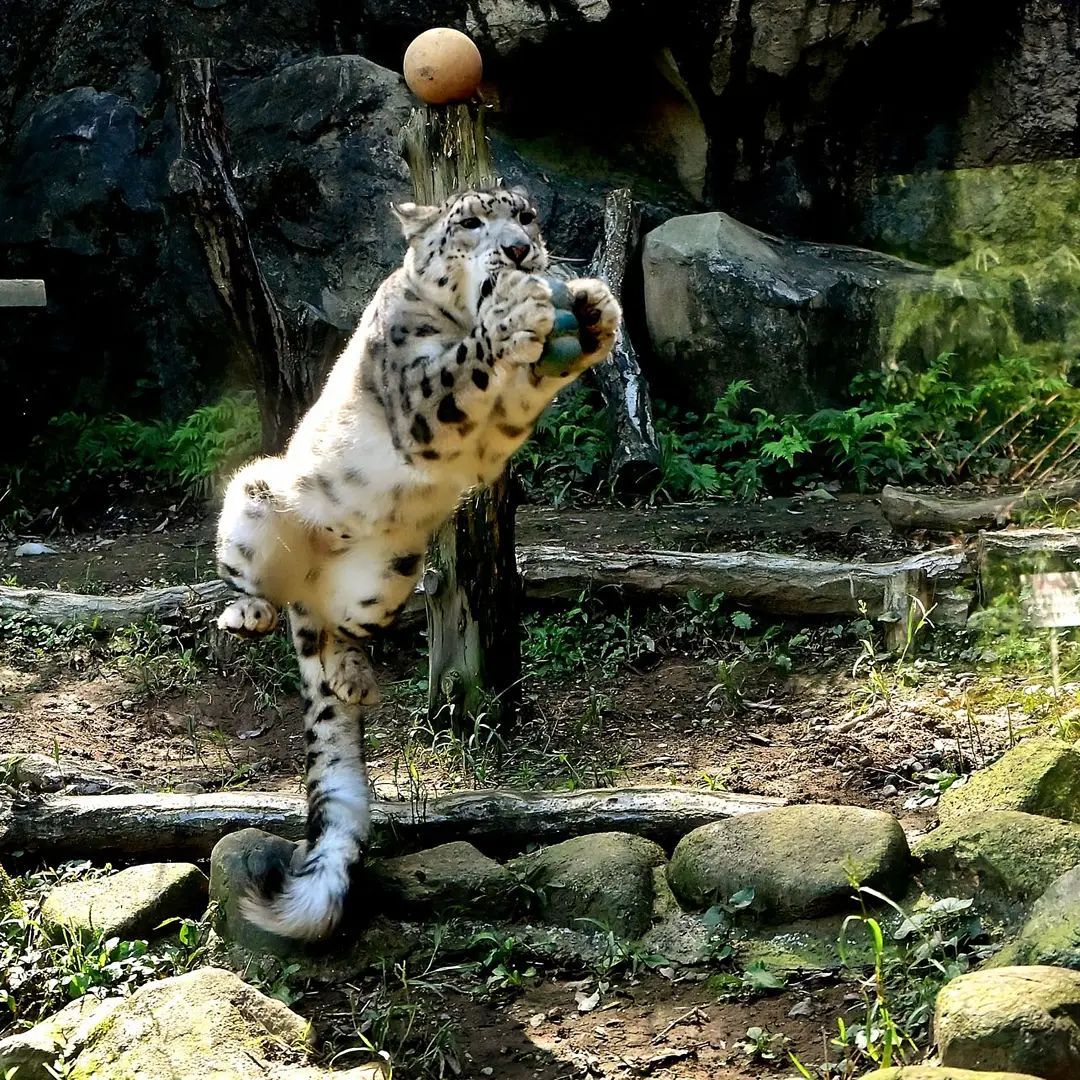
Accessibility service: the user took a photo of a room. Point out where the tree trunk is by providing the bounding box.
[400,104,522,732]
[0,787,784,860]
[588,189,661,495]
[169,58,306,453]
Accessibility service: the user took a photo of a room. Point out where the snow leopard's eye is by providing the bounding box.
[459,216,483,229]
[518,210,536,226]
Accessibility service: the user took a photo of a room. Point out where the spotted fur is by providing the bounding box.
[215,185,621,940]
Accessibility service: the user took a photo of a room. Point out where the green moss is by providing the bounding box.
[863,159,1080,388]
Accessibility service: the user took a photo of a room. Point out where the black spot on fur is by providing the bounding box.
[391,553,422,576]
[471,368,489,390]
[456,342,468,365]
[411,414,433,445]
[420,449,441,460]
[437,394,467,424]
[415,324,438,336]
[390,325,408,347]
[296,626,320,657]
[319,680,332,696]
[305,729,317,744]
[359,622,382,635]
[498,422,525,438]
[315,704,336,724]
[437,276,449,287]
[421,376,432,398]
[360,596,381,606]
[315,474,340,504]
[306,793,329,844]
[306,750,321,771]
[441,368,454,387]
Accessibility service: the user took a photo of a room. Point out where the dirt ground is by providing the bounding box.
[1,496,1026,1079]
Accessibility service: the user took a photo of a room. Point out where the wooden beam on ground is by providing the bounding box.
[881,482,1080,533]
[0,545,968,630]
[518,544,967,618]
[0,787,785,860]
[0,280,46,307]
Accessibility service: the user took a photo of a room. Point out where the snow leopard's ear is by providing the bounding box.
[391,201,441,241]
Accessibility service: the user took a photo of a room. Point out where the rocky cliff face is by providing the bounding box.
[0,0,1077,452]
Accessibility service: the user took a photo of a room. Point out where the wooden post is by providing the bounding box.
[400,104,522,732]
[587,189,660,495]
[169,58,309,453]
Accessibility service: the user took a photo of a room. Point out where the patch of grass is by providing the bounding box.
[0,862,214,1035]
[1,392,261,525]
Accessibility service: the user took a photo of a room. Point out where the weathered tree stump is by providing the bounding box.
[400,104,521,732]
[169,58,340,452]
[588,189,661,495]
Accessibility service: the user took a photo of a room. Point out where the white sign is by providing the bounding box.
[1021,572,1080,628]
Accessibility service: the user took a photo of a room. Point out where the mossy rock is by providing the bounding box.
[991,865,1080,970]
[40,863,207,942]
[935,965,1080,1080]
[939,738,1080,823]
[370,841,512,916]
[0,995,123,1080]
[667,804,911,922]
[68,967,314,1079]
[511,832,666,938]
[914,810,1080,913]
[0,861,23,918]
[869,1069,1044,1079]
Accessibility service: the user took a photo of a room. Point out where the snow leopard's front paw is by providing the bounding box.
[567,277,621,366]
[217,596,279,637]
[483,270,555,367]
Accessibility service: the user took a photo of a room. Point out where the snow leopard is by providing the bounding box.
[214,184,621,940]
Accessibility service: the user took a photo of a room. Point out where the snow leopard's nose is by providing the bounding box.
[503,243,530,266]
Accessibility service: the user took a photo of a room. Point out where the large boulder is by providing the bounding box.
[511,832,666,938]
[939,739,1080,824]
[935,966,1080,1080]
[40,863,208,942]
[914,811,1080,911]
[642,212,994,413]
[57,967,381,1079]
[666,804,911,921]
[991,865,1080,971]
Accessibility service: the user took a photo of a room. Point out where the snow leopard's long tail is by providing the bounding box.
[239,612,370,941]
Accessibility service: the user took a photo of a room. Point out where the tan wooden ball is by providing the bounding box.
[404,28,483,104]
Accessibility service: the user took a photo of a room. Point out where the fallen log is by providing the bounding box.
[881,482,1080,533]
[518,544,966,618]
[0,580,231,630]
[0,544,967,631]
[0,786,785,860]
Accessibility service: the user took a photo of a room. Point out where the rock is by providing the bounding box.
[40,863,207,942]
[210,828,306,956]
[869,1069,1045,1079]
[939,739,1080,824]
[0,996,123,1080]
[466,0,611,57]
[667,804,910,921]
[15,542,59,556]
[991,866,1080,970]
[642,212,993,414]
[914,811,1080,911]
[372,841,512,915]
[67,967,314,1079]
[511,832,666,939]
[935,966,1080,1080]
